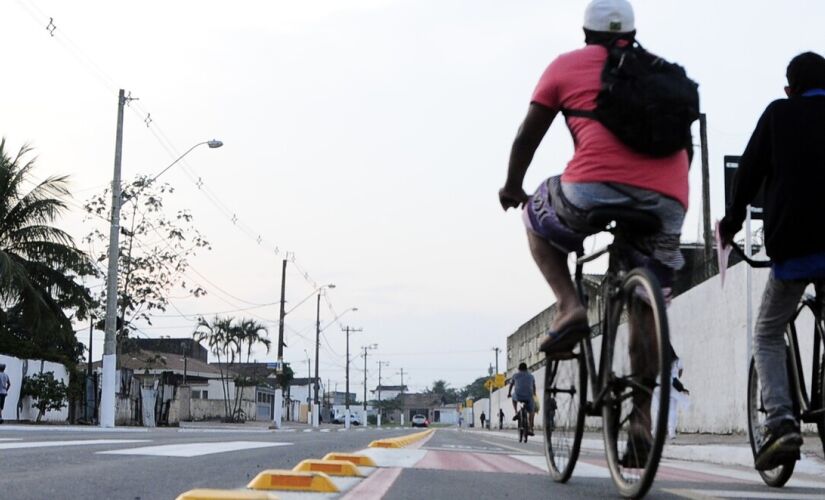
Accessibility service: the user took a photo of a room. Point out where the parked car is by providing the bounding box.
[332,412,362,425]
[411,414,429,428]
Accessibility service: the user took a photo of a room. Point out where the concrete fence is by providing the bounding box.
[488,257,817,435]
[0,354,70,422]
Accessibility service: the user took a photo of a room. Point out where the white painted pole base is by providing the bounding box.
[377,413,382,427]
[273,389,283,429]
[312,403,320,427]
[345,408,351,430]
[99,354,116,428]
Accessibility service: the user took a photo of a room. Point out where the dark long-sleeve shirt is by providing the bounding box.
[726,95,825,262]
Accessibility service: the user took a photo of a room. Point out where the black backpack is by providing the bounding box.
[564,40,700,157]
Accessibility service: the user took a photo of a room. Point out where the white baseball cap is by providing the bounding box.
[584,0,635,33]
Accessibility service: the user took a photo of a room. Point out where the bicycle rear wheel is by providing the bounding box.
[543,348,587,483]
[602,267,670,499]
[748,356,796,486]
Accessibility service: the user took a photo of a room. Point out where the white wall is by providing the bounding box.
[498,258,817,435]
[0,354,70,422]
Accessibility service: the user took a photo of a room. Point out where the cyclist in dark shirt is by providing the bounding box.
[720,51,825,471]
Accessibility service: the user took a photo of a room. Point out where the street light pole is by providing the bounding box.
[342,325,362,429]
[99,97,222,428]
[361,344,377,413]
[273,257,287,429]
[100,89,127,428]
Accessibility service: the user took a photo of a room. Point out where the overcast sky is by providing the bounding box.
[2,1,822,394]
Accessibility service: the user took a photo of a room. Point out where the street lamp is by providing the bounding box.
[100,135,223,428]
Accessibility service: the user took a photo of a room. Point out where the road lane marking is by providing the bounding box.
[0,439,149,450]
[340,467,402,500]
[98,441,291,457]
[0,438,23,442]
[478,438,541,454]
[683,490,825,499]
[358,448,428,467]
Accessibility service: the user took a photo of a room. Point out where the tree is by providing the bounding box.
[460,376,490,402]
[0,139,94,364]
[426,379,460,404]
[193,316,271,422]
[84,175,210,344]
[21,371,68,422]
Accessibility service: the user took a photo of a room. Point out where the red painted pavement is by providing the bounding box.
[341,467,403,500]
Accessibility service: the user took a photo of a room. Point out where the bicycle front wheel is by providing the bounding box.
[602,267,671,499]
[748,356,795,487]
[543,348,587,482]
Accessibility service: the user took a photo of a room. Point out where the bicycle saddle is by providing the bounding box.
[586,207,662,235]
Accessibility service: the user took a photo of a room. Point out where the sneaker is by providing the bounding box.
[620,432,651,469]
[754,420,802,471]
[512,415,519,421]
[527,429,535,436]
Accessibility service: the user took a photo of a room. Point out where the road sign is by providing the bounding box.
[483,379,494,391]
[494,373,506,389]
[724,155,764,220]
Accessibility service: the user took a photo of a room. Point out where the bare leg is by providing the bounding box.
[526,231,587,330]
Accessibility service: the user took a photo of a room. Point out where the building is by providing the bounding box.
[370,384,407,401]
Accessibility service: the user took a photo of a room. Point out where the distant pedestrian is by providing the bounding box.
[498,408,505,429]
[480,411,486,429]
[0,364,10,424]
[458,414,464,428]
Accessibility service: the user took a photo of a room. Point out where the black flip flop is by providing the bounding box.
[540,320,590,357]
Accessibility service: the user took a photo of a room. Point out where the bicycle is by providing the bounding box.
[542,207,672,499]
[731,244,825,487]
[516,400,531,443]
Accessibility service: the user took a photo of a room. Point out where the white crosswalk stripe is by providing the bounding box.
[98,441,291,457]
[0,439,149,450]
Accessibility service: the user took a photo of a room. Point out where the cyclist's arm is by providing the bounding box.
[507,380,513,398]
[501,103,558,206]
[721,104,774,237]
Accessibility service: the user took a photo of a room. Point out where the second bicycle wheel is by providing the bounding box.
[543,346,587,483]
[602,267,671,499]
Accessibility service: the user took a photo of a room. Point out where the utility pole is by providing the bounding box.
[397,367,406,426]
[700,113,713,271]
[313,291,322,427]
[377,361,389,426]
[342,325,362,429]
[493,347,500,376]
[273,257,288,429]
[487,363,494,430]
[361,345,377,412]
[101,89,129,429]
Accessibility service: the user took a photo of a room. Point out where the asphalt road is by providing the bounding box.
[3,425,825,499]
[379,429,825,499]
[0,425,411,500]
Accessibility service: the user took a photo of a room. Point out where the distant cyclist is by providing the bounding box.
[499,0,695,463]
[508,362,536,435]
[720,51,825,471]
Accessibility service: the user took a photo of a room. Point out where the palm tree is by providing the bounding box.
[0,139,94,362]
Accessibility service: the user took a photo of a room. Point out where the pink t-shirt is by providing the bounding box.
[531,44,689,208]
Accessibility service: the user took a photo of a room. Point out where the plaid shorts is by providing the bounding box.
[523,176,686,285]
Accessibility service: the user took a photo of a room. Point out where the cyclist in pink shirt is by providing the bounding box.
[499,0,692,356]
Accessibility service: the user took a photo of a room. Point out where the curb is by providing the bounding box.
[369,429,434,448]
[175,429,432,497]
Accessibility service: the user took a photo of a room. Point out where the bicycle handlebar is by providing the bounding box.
[728,242,772,268]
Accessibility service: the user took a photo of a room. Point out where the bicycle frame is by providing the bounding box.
[573,241,631,417]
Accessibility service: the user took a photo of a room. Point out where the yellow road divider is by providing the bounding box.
[293,459,363,477]
[368,429,434,448]
[247,470,339,493]
[321,452,377,467]
[175,488,279,500]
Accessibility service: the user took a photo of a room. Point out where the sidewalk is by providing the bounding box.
[464,428,825,472]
